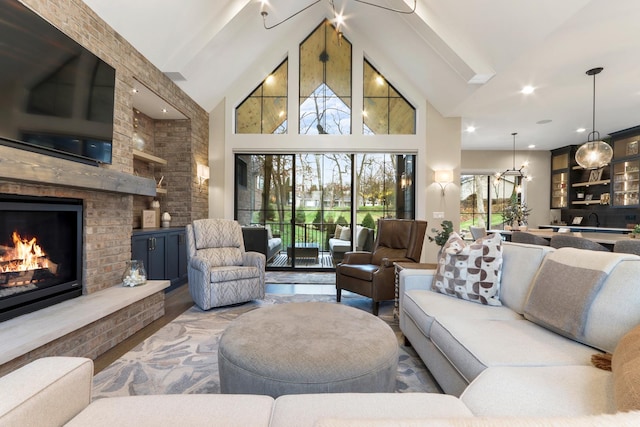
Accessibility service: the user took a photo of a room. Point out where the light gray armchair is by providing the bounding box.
[186,219,265,310]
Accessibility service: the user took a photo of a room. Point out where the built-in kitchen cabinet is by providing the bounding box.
[132,227,187,290]
[611,128,640,207]
[550,146,574,208]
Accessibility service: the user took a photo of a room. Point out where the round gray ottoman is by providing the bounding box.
[218,302,398,397]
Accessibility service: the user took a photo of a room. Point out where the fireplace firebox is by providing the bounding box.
[0,195,83,322]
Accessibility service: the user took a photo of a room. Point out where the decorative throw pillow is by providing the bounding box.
[265,224,273,240]
[432,232,503,306]
[339,227,351,241]
[612,324,640,412]
[334,224,343,239]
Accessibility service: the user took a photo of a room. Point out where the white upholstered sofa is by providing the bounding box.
[2,356,639,427]
[399,241,640,417]
[3,241,640,426]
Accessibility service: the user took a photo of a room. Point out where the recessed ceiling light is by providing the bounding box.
[466,126,476,133]
[521,86,535,95]
[528,144,536,149]
[161,108,168,114]
[132,88,139,94]
[576,127,586,133]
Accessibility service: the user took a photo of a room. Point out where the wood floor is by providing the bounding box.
[93,282,338,373]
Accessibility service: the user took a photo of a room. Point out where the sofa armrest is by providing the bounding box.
[398,268,436,309]
[0,357,93,427]
[243,251,266,269]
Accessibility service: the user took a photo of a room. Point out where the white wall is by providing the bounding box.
[461,150,551,228]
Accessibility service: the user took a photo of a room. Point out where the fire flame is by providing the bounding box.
[0,231,50,273]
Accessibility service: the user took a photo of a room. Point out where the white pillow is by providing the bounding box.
[339,227,351,241]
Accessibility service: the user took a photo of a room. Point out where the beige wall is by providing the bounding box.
[461,150,551,228]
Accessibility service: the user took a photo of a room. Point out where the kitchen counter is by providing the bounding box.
[538,225,631,234]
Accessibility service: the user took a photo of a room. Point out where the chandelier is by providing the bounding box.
[575,67,613,170]
[495,132,531,190]
[260,0,417,30]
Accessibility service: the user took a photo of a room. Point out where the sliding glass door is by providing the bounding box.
[235,153,415,270]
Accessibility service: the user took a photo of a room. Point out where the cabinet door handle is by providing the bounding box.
[148,237,156,251]
[179,234,185,245]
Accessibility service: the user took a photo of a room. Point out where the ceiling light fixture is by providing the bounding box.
[260,0,417,30]
[495,132,532,185]
[466,125,476,133]
[521,85,535,95]
[575,67,613,170]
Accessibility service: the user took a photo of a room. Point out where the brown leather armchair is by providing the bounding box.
[336,219,428,315]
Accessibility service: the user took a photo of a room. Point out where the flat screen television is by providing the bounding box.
[0,0,115,165]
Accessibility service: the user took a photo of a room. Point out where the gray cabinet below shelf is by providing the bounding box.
[132,227,187,290]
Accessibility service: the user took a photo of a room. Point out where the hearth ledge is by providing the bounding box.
[0,280,169,366]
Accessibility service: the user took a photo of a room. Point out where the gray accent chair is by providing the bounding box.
[186,219,265,310]
[510,231,550,246]
[549,234,610,251]
[613,239,640,255]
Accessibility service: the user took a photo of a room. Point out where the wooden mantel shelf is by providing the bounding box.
[0,145,157,196]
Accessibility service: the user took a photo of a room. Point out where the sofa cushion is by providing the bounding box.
[432,232,503,306]
[612,324,640,412]
[402,289,522,340]
[313,411,640,427]
[66,394,274,427]
[210,265,260,282]
[430,317,598,385]
[356,226,369,249]
[192,219,243,250]
[461,366,615,417]
[524,248,639,352]
[270,393,473,427]
[499,242,554,314]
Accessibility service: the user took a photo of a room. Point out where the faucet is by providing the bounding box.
[588,212,600,227]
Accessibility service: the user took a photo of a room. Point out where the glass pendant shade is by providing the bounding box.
[575,139,613,170]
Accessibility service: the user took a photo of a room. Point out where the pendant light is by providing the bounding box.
[575,67,613,170]
[495,132,531,185]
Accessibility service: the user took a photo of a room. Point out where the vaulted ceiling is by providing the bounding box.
[82,0,640,151]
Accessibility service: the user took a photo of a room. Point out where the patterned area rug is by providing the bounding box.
[265,271,336,284]
[92,293,440,398]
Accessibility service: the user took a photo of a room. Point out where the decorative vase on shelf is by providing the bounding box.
[122,260,147,287]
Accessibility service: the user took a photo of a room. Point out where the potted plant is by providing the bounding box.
[632,224,640,238]
[428,220,454,248]
[501,198,531,230]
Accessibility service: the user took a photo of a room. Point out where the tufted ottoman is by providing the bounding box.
[218,302,398,397]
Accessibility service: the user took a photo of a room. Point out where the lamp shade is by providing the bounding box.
[575,140,613,170]
[434,170,453,184]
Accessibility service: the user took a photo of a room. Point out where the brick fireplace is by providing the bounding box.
[0,0,209,377]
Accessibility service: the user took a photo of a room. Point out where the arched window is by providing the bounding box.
[299,20,352,135]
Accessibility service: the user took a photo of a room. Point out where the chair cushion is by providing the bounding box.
[432,232,503,306]
[199,247,244,267]
[210,265,260,283]
[192,219,243,250]
[338,263,379,281]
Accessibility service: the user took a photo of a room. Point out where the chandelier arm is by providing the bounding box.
[352,0,417,14]
[262,0,323,30]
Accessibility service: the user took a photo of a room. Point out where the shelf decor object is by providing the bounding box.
[575,67,613,170]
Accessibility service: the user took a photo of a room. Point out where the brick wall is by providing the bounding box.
[0,0,210,371]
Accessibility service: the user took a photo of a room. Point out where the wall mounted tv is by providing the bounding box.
[0,0,115,165]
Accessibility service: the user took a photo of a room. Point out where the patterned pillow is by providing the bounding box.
[432,232,503,306]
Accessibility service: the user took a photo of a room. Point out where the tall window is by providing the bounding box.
[363,59,415,135]
[299,20,352,134]
[235,59,288,134]
[460,174,520,233]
